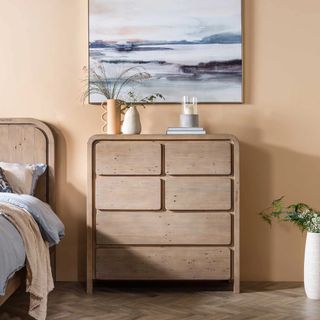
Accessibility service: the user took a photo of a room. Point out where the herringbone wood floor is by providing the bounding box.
[0,282,319,320]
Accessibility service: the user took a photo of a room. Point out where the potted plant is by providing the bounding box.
[83,64,164,134]
[121,91,164,134]
[260,197,320,299]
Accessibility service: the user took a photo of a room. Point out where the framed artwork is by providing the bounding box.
[89,0,243,103]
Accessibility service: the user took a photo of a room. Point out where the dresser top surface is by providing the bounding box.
[88,134,239,145]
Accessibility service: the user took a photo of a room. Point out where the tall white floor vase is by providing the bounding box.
[304,232,320,299]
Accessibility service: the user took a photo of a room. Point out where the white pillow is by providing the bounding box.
[0,162,47,195]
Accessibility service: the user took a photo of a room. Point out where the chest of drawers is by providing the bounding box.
[87,135,239,293]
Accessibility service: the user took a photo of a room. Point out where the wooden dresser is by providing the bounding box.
[87,135,240,293]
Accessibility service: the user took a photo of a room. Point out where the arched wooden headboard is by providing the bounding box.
[0,118,56,305]
[0,118,55,207]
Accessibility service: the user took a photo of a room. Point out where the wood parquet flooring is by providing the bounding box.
[1,282,319,320]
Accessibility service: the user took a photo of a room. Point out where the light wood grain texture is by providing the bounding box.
[88,134,239,142]
[96,211,231,245]
[87,136,94,294]
[165,141,231,175]
[96,141,161,175]
[0,120,54,203]
[87,135,239,293]
[96,176,161,210]
[166,177,232,210]
[232,137,240,293]
[0,118,55,305]
[96,247,231,280]
[3,282,316,320]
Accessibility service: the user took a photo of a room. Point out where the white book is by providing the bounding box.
[166,130,206,135]
[167,127,205,131]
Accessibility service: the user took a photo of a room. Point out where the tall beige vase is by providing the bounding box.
[101,99,121,134]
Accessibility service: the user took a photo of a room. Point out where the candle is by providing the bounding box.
[182,96,198,115]
[184,104,194,115]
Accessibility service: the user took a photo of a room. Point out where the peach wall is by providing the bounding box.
[1,0,320,281]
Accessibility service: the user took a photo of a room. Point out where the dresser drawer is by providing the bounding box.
[166,177,232,210]
[96,247,231,280]
[96,177,161,210]
[165,141,231,175]
[95,141,161,175]
[96,211,231,245]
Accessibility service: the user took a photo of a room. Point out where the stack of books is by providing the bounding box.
[166,127,206,135]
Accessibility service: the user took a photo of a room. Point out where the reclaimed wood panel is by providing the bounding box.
[96,247,231,280]
[166,177,232,210]
[96,141,161,175]
[95,176,161,210]
[165,141,231,175]
[0,118,55,305]
[96,211,231,245]
[0,124,48,201]
[0,125,46,163]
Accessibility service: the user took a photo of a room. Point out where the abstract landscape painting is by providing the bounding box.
[89,0,242,103]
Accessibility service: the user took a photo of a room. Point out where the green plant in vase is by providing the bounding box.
[120,91,165,134]
[260,196,320,233]
[82,63,164,134]
[260,196,320,300]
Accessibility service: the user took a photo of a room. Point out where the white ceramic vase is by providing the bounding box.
[121,106,141,134]
[304,232,320,299]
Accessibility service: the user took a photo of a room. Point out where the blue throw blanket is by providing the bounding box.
[0,194,64,295]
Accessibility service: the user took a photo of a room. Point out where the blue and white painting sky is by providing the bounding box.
[90,0,242,42]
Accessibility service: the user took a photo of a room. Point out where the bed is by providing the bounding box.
[0,118,58,307]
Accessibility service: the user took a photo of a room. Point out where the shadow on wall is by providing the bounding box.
[52,125,86,281]
[241,141,320,281]
[52,123,320,282]
[50,82,320,284]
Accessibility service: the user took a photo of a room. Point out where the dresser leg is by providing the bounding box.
[233,279,240,293]
[86,280,93,294]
